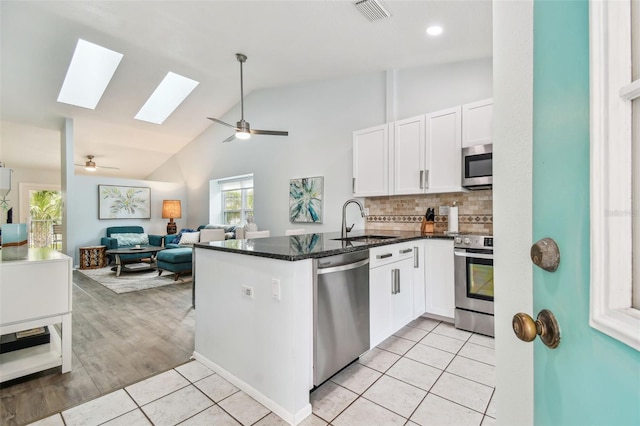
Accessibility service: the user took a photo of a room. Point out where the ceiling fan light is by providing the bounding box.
[85,164,96,172]
[236,130,251,140]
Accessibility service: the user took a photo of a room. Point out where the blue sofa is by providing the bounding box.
[101,226,164,264]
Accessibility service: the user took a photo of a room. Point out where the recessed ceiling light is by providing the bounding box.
[135,72,199,124]
[426,26,443,36]
[57,39,123,109]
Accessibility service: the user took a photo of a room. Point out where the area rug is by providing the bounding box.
[77,264,192,294]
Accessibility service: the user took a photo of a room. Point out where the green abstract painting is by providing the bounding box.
[289,176,323,223]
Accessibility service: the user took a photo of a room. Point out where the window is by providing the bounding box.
[590,0,640,351]
[219,175,254,226]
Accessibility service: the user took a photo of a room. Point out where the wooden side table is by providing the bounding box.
[79,245,107,269]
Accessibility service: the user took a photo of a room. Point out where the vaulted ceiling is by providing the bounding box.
[0,1,492,179]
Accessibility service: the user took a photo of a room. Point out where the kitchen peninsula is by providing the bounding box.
[193,231,452,425]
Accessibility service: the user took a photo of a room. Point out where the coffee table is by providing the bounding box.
[105,246,165,277]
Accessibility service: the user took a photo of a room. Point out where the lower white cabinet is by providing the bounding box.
[369,243,415,348]
[412,241,426,318]
[0,248,73,383]
[424,239,455,320]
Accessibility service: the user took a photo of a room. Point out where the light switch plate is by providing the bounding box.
[271,279,281,301]
[439,206,450,215]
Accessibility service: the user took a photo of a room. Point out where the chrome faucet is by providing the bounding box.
[341,199,366,239]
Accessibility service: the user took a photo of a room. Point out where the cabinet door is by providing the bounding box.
[425,106,462,193]
[424,239,455,320]
[391,258,414,332]
[353,124,389,196]
[369,263,393,348]
[393,115,425,195]
[412,241,426,318]
[462,98,493,148]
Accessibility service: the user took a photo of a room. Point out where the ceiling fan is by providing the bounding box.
[207,53,289,143]
[74,155,120,171]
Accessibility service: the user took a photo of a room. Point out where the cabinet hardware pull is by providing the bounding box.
[391,269,397,294]
[414,246,419,268]
[399,248,413,254]
[420,170,424,189]
[352,177,356,193]
[425,170,430,189]
[377,253,392,259]
[395,269,401,293]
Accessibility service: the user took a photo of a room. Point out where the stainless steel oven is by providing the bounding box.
[454,235,494,337]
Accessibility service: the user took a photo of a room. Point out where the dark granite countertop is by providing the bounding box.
[194,230,453,261]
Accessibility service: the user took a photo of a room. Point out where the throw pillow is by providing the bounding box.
[112,233,149,247]
[178,231,200,246]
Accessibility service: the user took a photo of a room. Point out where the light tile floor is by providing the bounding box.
[29,317,495,426]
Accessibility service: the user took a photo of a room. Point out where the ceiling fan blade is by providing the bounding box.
[207,117,236,128]
[222,133,237,143]
[96,165,121,170]
[250,129,289,137]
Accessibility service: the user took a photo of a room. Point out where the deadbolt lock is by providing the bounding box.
[512,309,561,349]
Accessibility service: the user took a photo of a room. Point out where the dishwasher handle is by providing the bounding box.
[316,258,370,275]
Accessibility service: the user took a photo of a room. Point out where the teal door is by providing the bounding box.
[532,1,640,424]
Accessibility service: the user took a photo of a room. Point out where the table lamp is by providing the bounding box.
[162,200,181,234]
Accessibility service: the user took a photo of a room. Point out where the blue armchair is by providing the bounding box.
[101,226,164,263]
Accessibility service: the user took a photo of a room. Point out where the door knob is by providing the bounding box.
[530,237,560,272]
[512,309,561,349]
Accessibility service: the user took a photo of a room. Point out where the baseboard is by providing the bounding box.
[192,351,312,425]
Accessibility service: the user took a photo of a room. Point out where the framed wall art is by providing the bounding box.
[289,176,323,223]
[98,185,151,219]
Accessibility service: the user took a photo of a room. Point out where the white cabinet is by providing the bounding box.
[424,239,455,320]
[354,99,489,196]
[353,124,389,197]
[0,248,73,382]
[462,98,493,148]
[393,115,425,195]
[425,106,463,193]
[369,243,415,348]
[412,241,426,318]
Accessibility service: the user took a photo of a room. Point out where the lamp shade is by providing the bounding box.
[162,200,182,219]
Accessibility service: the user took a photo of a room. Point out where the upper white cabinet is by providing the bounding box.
[353,124,389,197]
[425,106,463,193]
[353,98,490,196]
[462,98,493,148]
[393,115,426,195]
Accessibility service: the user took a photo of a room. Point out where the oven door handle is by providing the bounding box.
[454,250,494,260]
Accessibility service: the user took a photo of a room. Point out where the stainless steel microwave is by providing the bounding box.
[462,143,492,189]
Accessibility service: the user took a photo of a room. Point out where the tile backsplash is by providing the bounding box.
[365,189,493,235]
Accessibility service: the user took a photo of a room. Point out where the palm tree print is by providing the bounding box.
[101,186,149,218]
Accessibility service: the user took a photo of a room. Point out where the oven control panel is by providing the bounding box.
[454,235,493,250]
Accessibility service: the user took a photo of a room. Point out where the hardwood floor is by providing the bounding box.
[0,271,195,426]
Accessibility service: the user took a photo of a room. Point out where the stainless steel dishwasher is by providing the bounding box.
[313,249,370,386]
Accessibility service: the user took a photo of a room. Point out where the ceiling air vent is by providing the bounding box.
[355,0,392,21]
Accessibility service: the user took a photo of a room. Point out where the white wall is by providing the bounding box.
[148,58,493,236]
[493,1,534,424]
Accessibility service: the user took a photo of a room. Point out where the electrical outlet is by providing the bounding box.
[439,205,450,215]
[364,208,370,216]
[272,279,281,301]
[241,285,254,299]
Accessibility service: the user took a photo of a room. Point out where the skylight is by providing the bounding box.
[57,39,123,109]
[135,72,199,124]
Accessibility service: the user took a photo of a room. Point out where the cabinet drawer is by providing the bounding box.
[369,242,415,268]
[1,259,71,325]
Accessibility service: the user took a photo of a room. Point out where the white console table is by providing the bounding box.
[0,248,73,382]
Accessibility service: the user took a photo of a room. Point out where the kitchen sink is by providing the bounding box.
[332,235,399,243]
